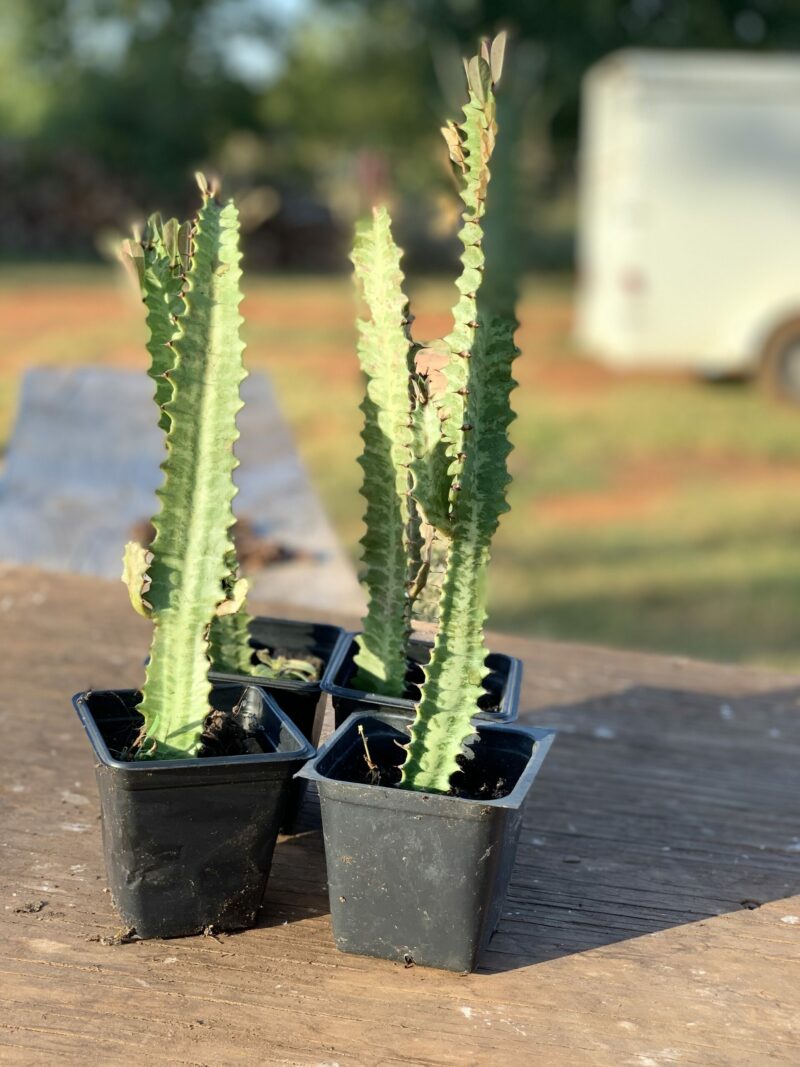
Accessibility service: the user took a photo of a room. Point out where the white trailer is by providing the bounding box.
[576,49,800,396]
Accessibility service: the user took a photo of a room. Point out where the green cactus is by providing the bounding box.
[348,35,517,792]
[121,213,190,433]
[401,37,518,792]
[350,206,421,696]
[400,311,517,791]
[401,37,518,793]
[121,178,250,759]
[207,560,321,681]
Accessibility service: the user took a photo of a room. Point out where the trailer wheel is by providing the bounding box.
[760,319,800,403]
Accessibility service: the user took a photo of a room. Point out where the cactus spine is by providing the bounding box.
[121,180,250,759]
[350,35,516,792]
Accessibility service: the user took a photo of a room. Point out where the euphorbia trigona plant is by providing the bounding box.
[350,33,518,792]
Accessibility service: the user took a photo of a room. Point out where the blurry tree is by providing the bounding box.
[316,0,800,164]
[3,0,800,258]
[259,0,800,267]
[1,0,297,179]
[0,2,60,137]
[0,0,287,254]
[260,7,436,189]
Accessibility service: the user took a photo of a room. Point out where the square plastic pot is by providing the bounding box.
[298,707,555,972]
[73,683,315,940]
[210,617,347,831]
[320,633,522,729]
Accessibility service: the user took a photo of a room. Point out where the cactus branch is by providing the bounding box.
[135,192,247,759]
[401,317,517,791]
[351,206,419,696]
[121,213,189,433]
[401,33,518,793]
[207,546,255,675]
[438,53,497,496]
[409,342,452,536]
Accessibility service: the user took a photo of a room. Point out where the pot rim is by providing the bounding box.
[320,632,522,723]
[297,708,555,815]
[73,683,316,774]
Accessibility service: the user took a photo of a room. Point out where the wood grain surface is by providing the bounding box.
[1,565,797,1066]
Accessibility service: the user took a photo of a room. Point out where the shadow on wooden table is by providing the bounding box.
[250,683,798,971]
[258,810,331,928]
[480,683,799,973]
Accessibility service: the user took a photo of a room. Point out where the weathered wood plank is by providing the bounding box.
[0,565,798,1066]
[0,368,364,615]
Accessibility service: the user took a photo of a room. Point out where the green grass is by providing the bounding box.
[494,485,800,667]
[6,266,800,669]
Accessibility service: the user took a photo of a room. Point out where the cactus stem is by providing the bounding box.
[350,206,419,697]
[127,192,249,760]
[400,33,516,794]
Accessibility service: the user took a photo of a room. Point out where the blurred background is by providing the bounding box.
[5,0,800,667]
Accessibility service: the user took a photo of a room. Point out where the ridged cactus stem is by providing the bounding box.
[401,315,517,791]
[121,214,190,432]
[408,42,502,605]
[401,35,518,793]
[123,186,248,759]
[351,206,419,696]
[437,51,498,484]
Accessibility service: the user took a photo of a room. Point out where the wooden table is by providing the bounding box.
[1,565,798,1066]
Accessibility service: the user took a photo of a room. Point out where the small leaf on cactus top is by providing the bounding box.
[490,31,507,84]
[214,576,249,617]
[467,55,491,103]
[441,122,465,170]
[121,541,153,618]
[119,239,145,288]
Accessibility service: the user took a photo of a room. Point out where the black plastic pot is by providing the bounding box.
[210,617,347,831]
[321,633,522,729]
[73,684,315,940]
[298,706,555,972]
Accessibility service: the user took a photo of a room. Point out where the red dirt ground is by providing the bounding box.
[5,278,793,534]
[534,454,800,526]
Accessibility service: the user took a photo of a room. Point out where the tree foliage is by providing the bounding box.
[4,0,800,255]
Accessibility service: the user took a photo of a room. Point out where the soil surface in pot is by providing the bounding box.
[338,732,525,800]
[101,693,270,761]
[195,708,265,758]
